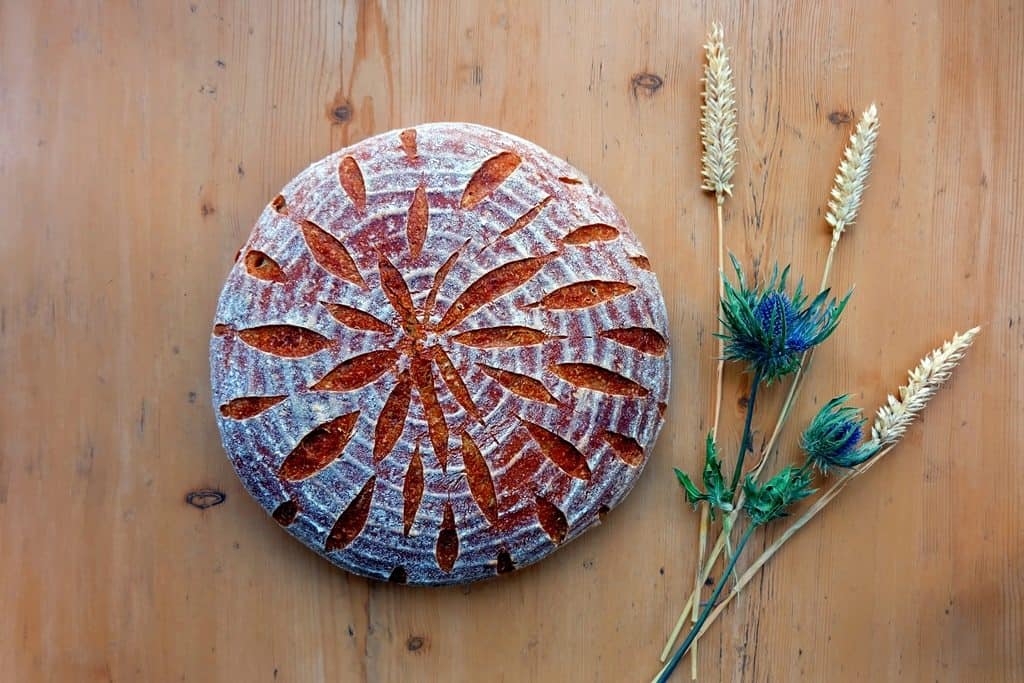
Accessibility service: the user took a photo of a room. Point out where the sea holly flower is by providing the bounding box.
[675,433,733,519]
[801,395,880,472]
[718,254,850,383]
[742,466,815,527]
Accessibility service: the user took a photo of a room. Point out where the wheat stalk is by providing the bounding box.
[870,326,981,447]
[700,23,737,203]
[825,104,879,250]
[680,326,981,651]
[685,22,739,680]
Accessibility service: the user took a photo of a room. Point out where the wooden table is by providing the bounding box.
[3,2,1021,681]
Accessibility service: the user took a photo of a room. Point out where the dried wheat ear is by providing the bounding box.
[211,123,671,585]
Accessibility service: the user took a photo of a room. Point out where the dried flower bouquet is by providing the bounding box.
[652,24,980,683]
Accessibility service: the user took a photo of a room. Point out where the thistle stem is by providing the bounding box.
[653,524,758,683]
[729,369,763,493]
[797,456,815,477]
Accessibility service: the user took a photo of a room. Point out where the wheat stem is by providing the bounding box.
[660,593,694,663]
[689,503,708,678]
[819,226,843,290]
[712,202,726,436]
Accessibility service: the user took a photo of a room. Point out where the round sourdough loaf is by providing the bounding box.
[210,123,671,585]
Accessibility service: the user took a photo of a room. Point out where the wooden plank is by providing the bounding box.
[0,1,1020,680]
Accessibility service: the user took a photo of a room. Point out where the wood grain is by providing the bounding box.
[1,1,1021,680]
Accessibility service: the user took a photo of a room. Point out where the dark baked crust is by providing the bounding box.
[210,123,671,585]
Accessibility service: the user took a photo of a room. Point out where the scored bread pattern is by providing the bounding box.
[210,123,671,585]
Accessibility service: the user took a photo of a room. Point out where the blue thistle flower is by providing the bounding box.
[801,395,880,472]
[718,254,850,383]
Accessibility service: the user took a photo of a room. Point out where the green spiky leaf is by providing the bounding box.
[701,433,733,518]
[742,466,816,526]
[675,468,707,508]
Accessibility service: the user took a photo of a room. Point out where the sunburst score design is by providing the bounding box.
[211,123,671,585]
